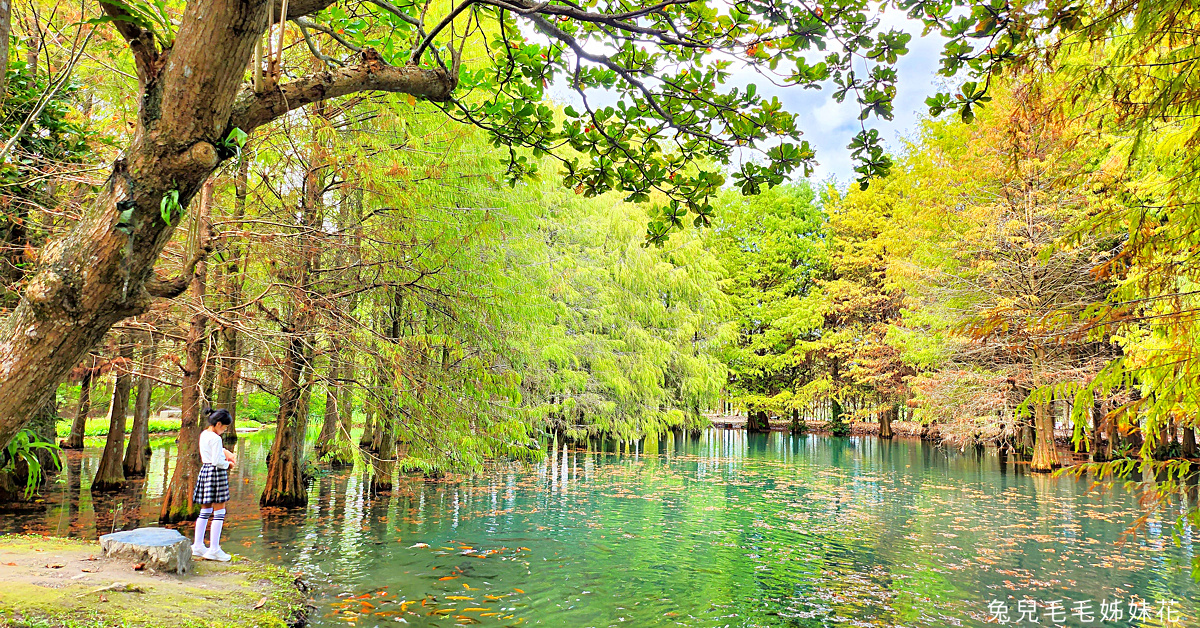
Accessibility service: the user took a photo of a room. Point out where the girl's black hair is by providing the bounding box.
[205,408,232,426]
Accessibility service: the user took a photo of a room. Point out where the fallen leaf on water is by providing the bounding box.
[437,576,457,581]
[445,596,473,601]
[513,588,525,594]
[254,596,267,609]
[462,607,491,612]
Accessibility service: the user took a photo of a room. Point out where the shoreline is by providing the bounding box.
[0,534,309,628]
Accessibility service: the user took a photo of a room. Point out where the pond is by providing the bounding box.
[2,429,1198,627]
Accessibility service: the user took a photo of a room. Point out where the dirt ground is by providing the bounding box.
[0,535,308,628]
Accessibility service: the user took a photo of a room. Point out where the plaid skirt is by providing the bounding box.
[193,463,230,504]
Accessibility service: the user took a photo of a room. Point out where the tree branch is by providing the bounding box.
[227,49,457,133]
[99,1,158,83]
[145,231,215,299]
[276,0,338,21]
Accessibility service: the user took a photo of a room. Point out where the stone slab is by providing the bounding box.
[99,527,193,575]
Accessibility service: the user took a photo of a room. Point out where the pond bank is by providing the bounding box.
[0,535,309,628]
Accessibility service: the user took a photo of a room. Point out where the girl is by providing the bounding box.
[192,408,237,561]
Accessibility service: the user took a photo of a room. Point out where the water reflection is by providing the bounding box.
[1,429,1197,627]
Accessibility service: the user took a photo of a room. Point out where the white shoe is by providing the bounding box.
[191,544,208,557]
[203,547,232,562]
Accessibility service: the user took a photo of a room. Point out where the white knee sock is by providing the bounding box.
[194,508,213,547]
[209,508,226,551]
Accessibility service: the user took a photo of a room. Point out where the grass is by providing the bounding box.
[54,417,267,439]
[0,534,307,628]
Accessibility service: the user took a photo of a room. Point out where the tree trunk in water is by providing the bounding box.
[316,339,340,459]
[159,182,214,523]
[1090,401,1107,463]
[92,335,134,491]
[829,398,850,436]
[62,368,93,449]
[879,403,895,439]
[747,409,769,433]
[369,415,396,493]
[1030,401,1058,472]
[261,122,326,508]
[1183,426,1197,459]
[789,407,804,434]
[332,350,355,466]
[0,0,455,452]
[124,333,157,476]
[359,408,376,450]
[261,335,310,507]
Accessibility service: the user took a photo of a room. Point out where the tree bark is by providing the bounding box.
[789,407,804,434]
[1183,426,1197,459]
[1090,400,1106,463]
[0,0,11,98]
[1030,401,1059,472]
[879,403,895,439]
[62,366,94,449]
[747,409,769,433]
[124,332,157,477]
[92,334,134,491]
[0,0,456,453]
[261,332,310,507]
[369,415,396,493]
[159,181,214,523]
[315,338,342,460]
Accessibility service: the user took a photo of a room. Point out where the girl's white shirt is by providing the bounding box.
[199,429,230,469]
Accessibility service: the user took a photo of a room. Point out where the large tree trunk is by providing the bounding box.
[62,365,94,449]
[0,0,454,453]
[159,182,214,523]
[92,334,134,491]
[747,409,770,433]
[124,332,157,477]
[1030,401,1059,473]
[879,403,895,439]
[1182,426,1197,459]
[261,333,310,507]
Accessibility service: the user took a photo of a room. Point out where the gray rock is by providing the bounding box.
[99,527,193,575]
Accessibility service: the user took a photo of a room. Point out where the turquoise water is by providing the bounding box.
[3,429,1199,627]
